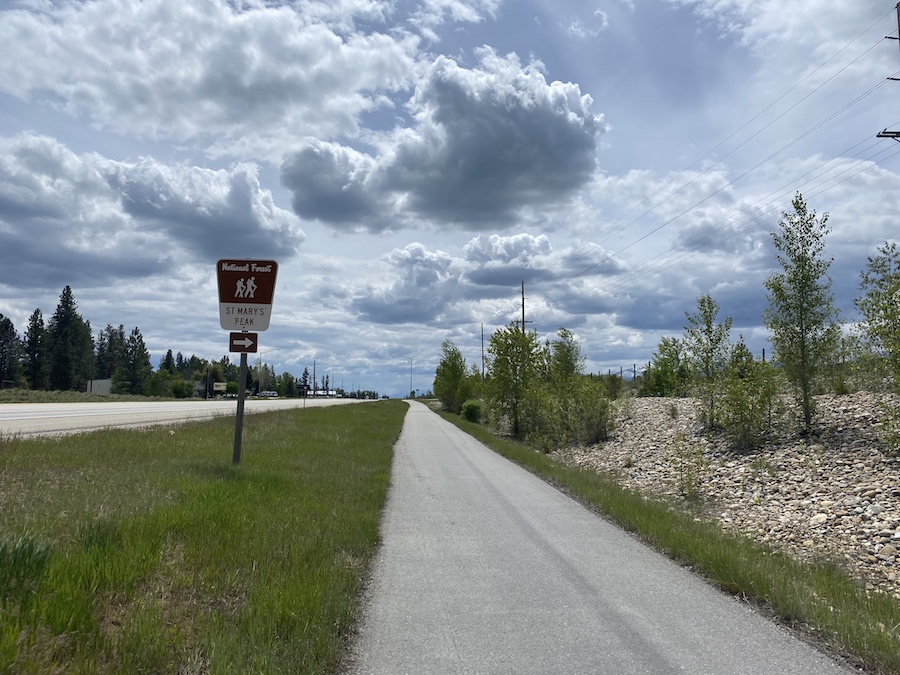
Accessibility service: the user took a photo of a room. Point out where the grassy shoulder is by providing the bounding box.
[437,409,900,675]
[0,388,177,404]
[0,400,406,674]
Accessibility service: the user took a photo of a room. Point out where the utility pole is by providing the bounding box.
[878,2,900,141]
[520,281,533,332]
[481,323,485,382]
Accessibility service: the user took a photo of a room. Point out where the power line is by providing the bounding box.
[485,8,899,335]
[572,138,900,303]
[558,7,897,278]
[570,74,894,282]
[596,144,900,301]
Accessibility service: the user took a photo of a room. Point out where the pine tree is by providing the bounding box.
[300,367,310,396]
[23,308,48,390]
[96,324,127,379]
[113,327,151,395]
[0,314,22,388]
[160,349,177,374]
[47,286,95,391]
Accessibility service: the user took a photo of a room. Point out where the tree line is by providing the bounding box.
[434,325,616,452]
[0,286,377,399]
[434,194,900,454]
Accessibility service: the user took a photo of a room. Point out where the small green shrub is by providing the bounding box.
[878,397,900,456]
[669,433,708,501]
[601,374,624,400]
[519,378,613,452]
[460,399,482,423]
[615,391,636,420]
[170,379,193,399]
[576,392,613,445]
[720,344,780,452]
[829,372,851,396]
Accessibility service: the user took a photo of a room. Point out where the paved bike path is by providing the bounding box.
[345,400,851,674]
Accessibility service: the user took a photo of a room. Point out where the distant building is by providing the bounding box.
[87,379,112,395]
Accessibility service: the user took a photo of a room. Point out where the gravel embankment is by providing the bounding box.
[553,392,900,599]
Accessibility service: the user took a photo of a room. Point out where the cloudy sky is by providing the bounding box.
[1,0,899,396]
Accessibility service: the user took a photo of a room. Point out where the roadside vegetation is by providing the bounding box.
[432,194,900,671]
[0,400,405,674]
[434,193,899,456]
[433,326,615,453]
[0,389,174,404]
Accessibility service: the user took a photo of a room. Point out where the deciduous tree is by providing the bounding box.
[684,293,732,429]
[640,336,691,398]
[720,337,781,451]
[547,327,584,386]
[763,194,840,434]
[433,339,468,413]
[486,323,542,437]
[855,241,900,389]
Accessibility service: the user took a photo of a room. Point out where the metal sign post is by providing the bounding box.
[217,259,278,464]
[233,353,249,464]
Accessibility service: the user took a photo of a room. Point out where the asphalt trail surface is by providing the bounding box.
[347,400,851,675]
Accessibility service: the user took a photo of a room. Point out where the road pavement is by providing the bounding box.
[346,400,852,675]
[0,397,362,437]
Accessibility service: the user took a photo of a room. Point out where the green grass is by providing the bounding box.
[438,410,900,675]
[0,400,405,674]
[7,396,899,672]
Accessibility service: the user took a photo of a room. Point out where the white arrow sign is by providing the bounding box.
[229,332,258,353]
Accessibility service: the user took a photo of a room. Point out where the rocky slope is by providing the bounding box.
[553,391,900,600]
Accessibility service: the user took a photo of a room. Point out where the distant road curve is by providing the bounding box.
[0,397,365,438]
